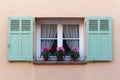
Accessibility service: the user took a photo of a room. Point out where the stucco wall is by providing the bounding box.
[0,0,120,80]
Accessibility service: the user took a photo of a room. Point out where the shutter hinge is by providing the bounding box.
[85,56,86,59]
[33,54,34,58]
[33,22,34,25]
[8,44,10,47]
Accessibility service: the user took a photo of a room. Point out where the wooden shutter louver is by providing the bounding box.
[89,20,98,31]
[22,20,31,31]
[11,20,19,31]
[100,20,109,31]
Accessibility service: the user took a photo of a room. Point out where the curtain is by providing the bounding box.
[63,24,79,51]
[41,24,57,51]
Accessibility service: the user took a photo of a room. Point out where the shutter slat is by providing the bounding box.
[89,20,98,31]
[22,20,31,31]
[11,20,19,31]
[100,20,109,31]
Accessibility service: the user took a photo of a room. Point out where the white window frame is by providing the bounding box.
[36,20,84,60]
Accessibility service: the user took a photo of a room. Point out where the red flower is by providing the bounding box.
[43,47,51,51]
[56,46,65,51]
[71,46,78,52]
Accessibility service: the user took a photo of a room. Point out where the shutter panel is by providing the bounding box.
[8,19,20,60]
[8,17,33,61]
[86,17,112,61]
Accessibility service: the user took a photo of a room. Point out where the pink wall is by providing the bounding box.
[0,0,120,80]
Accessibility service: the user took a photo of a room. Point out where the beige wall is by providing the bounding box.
[0,0,120,80]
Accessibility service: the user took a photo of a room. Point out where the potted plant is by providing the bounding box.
[41,47,51,61]
[55,46,66,61]
[68,46,80,61]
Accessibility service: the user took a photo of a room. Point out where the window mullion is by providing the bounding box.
[57,24,63,46]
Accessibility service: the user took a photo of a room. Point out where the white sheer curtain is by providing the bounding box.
[41,24,57,51]
[63,24,79,51]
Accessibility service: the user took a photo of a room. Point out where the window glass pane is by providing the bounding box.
[41,24,57,38]
[41,40,57,52]
[63,40,79,52]
[63,24,79,38]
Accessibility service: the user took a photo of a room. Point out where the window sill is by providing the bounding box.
[33,60,86,65]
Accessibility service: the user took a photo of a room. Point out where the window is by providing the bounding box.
[36,19,84,61]
[8,17,112,63]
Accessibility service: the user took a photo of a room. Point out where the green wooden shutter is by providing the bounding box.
[8,17,33,61]
[86,17,112,61]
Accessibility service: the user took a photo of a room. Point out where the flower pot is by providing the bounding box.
[57,56,63,61]
[49,56,57,61]
[44,57,49,61]
[71,57,77,61]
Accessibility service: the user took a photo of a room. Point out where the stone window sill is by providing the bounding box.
[33,60,86,65]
